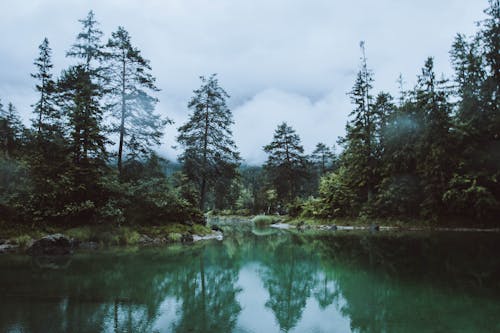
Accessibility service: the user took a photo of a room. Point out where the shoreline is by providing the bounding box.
[0,223,223,254]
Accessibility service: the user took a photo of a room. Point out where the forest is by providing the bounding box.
[0,0,498,230]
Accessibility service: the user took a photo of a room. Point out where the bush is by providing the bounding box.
[124,178,204,225]
[252,215,278,226]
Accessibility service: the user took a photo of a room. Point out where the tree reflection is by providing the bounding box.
[170,245,242,332]
[259,237,316,332]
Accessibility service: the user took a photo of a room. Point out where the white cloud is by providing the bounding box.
[0,0,488,164]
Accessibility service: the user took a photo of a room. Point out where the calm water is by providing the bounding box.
[1,219,500,333]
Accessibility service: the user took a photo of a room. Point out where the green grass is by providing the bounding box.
[252,215,281,226]
[286,216,438,229]
[1,222,212,247]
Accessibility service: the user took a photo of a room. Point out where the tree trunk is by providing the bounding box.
[200,98,210,210]
[117,52,126,175]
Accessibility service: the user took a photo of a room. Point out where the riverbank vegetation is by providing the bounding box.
[1,1,498,232]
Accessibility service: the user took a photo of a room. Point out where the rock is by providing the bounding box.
[329,225,338,231]
[193,231,223,242]
[370,224,380,232]
[270,223,293,230]
[27,234,72,256]
[181,233,194,243]
[78,241,99,250]
[139,234,154,244]
[0,243,19,254]
[211,225,223,233]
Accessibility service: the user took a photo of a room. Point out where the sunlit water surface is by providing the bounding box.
[1,218,499,333]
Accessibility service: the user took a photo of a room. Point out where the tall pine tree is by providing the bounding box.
[177,74,240,210]
[106,26,169,174]
[341,41,380,204]
[31,38,60,140]
[264,122,308,203]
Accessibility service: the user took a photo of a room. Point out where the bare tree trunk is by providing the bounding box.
[117,52,126,175]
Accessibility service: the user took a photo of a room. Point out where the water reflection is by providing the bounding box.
[0,226,499,333]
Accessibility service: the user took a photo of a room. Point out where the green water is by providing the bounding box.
[1,220,499,333]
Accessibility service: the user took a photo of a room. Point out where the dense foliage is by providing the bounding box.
[294,1,499,224]
[1,2,498,227]
[0,11,202,227]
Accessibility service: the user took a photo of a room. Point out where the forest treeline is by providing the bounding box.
[0,1,498,227]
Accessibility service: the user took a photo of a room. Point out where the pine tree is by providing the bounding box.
[264,122,307,203]
[414,58,453,218]
[444,0,500,220]
[341,41,380,203]
[310,143,335,175]
[65,10,107,165]
[177,74,240,210]
[31,38,60,139]
[58,65,107,167]
[106,26,169,174]
[0,102,24,159]
[67,10,105,73]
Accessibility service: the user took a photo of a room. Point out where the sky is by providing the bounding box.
[0,0,488,164]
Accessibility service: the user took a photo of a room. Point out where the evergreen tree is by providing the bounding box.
[264,122,307,203]
[65,10,107,165]
[106,26,169,174]
[310,143,336,175]
[31,38,59,138]
[177,74,240,210]
[444,0,500,220]
[67,10,106,73]
[0,102,24,159]
[414,58,454,218]
[341,41,380,204]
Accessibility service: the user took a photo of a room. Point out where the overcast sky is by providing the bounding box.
[0,0,487,164]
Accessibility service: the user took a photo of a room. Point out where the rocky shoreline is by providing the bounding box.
[0,230,224,255]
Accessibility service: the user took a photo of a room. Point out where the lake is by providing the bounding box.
[1,219,499,332]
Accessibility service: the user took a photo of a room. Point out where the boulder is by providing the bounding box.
[28,234,72,256]
[181,233,194,243]
[0,243,18,254]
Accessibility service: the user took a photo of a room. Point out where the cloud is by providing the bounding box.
[0,0,488,164]
[232,89,350,164]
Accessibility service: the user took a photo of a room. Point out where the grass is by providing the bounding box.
[286,216,439,229]
[252,215,281,226]
[1,222,213,247]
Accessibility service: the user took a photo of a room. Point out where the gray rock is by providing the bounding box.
[329,225,338,231]
[79,241,99,250]
[28,233,72,256]
[370,224,380,232]
[0,243,19,254]
[181,233,194,243]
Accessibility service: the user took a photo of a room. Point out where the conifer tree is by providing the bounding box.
[310,143,335,175]
[59,65,107,166]
[177,74,240,210]
[67,10,105,73]
[0,102,24,158]
[31,38,60,139]
[341,41,380,203]
[106,26,169,174]
[264,122,307,203]
[414,58,453,218]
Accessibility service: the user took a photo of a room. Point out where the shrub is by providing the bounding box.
[252,215,278,226]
